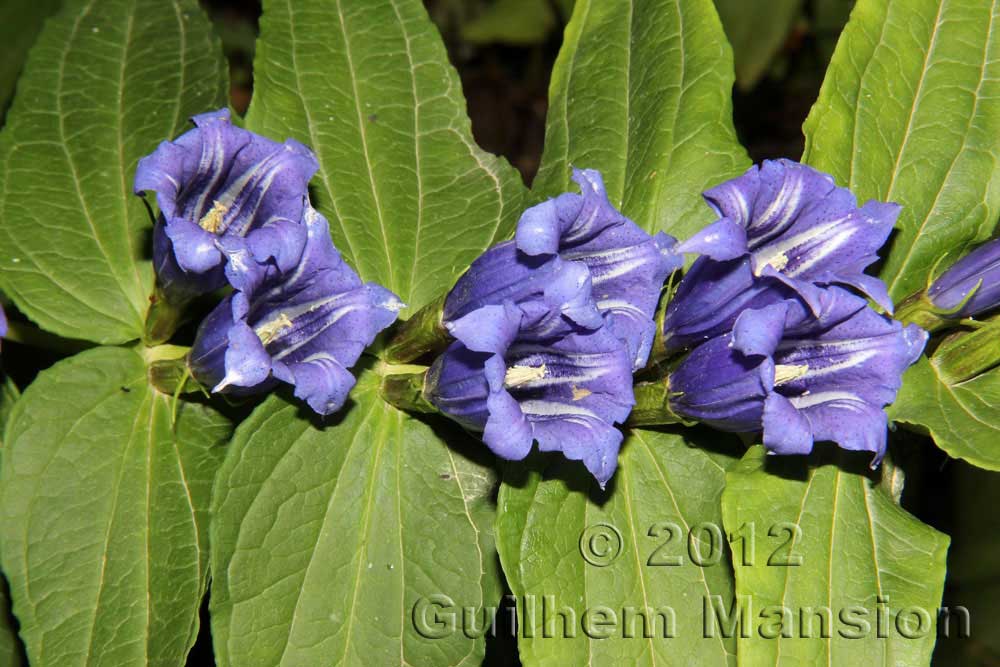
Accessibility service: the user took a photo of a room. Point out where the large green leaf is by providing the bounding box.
[714,0,803,90]
[0,0,227,344]
[495,429,741,666]
[245,0,527,312]
[0,0,62,123]
[210,370,501,667]
[889,357,1000,469]
[0,347,231,666]
[802,0,1000,302]
[721,446,949,666]
[0,376,24,667]
[532,0,749,239]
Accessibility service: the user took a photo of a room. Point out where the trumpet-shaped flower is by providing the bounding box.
[135,109,318,298]
[514,169,682,369]
[188,205,402,415]
[427,300,634,488]
[664,159,898,351]
[668,287,926,463]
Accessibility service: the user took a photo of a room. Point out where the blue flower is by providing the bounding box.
[444,241,605,340]
[663,159,898,351]
[427,299,634,488]
[514,169,682,369]
[669,287,926,463]
[927,238,1000,319]
[135,109,318,299]
[188,204,403,415]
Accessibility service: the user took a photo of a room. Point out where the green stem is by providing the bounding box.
[384,293,450,363]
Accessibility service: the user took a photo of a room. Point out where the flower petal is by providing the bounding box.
[762,393,813,455]
[675,218,748,261]
[282,355,358,416]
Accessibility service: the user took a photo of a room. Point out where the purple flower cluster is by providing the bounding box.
[136,110,402,414]
[136,113,928,480]
[426,169,681,486]
[665,160,925,464]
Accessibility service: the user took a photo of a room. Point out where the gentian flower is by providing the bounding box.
[668,287,926,463]
[663,159,899,351]
[926,238,1000,318]
[188,203,403,415]
[135,109,318,300]
[426,300,634,488]
[512,169,682,369]
[443,242,605,341]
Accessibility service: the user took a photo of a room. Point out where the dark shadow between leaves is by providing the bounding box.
[760,439,883,484]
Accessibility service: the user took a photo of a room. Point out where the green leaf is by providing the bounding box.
[210,370,502,666]
[802,0,1000,302]
[714,0,803,90]
[0,346,231,666]
[0,374,19,438]
[0,376,24,667]
[0,0,62,123]
[495,429,741,666]
[245,0,527,312]
[461,0,558,45]
[0,0,227,344]
[532,0,749,238]
[721,446,949,666]
[889,357,1000,469]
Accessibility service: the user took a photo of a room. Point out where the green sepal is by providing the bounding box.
[626,377,687,427]
[931,317,1000,384]
[379,363,437,414]
[143,285,190,346]
[383,292,450,363]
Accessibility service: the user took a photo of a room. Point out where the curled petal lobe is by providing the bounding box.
[674,218,747,261]
[189,206,402,415]
[761,394,813,455]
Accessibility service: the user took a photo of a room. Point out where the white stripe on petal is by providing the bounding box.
[753,215,849,275]
[752,173,804,243]
[788,391,864,409]
[795,349,879,381]
[518,400,601,419]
